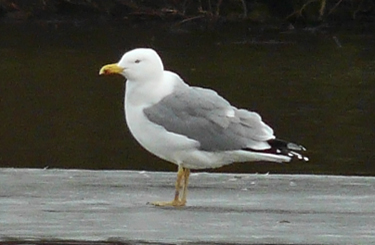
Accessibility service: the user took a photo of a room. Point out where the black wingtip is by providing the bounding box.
[268,139,309,161]
[242,139,309,161]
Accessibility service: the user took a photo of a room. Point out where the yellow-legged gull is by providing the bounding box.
[99,48,308,207]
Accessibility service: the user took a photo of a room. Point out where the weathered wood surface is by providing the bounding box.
[0,168,374,244]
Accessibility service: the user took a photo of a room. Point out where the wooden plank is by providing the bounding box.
[0,169,374,244]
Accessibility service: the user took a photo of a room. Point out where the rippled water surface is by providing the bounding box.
[1,22,374,175]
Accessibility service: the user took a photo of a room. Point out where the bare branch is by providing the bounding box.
[327,0,344,16]
[319,0,326,19]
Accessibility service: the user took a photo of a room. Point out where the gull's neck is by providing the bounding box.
[125,70,187,108]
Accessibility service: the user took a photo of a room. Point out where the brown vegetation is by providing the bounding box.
[0,0,374,25]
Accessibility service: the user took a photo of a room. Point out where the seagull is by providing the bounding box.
[99,48,308,207]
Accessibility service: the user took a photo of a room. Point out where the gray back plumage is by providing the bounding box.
[143,86,274,152]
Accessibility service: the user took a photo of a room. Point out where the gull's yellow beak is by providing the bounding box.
[99,63,124,75]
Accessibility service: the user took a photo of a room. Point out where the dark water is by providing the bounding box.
[1,22,374,175]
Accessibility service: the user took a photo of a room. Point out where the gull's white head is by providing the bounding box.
[99,48,164,82]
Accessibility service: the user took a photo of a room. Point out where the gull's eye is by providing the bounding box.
[135,59,141,64]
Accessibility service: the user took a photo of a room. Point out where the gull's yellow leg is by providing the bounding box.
[173,165,184,202]
[180,168,190,204]
[149,165,186,207]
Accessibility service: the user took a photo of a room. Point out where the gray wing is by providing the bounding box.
[143,86,275,152]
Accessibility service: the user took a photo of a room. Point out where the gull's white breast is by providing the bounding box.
[124,71,200,165]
